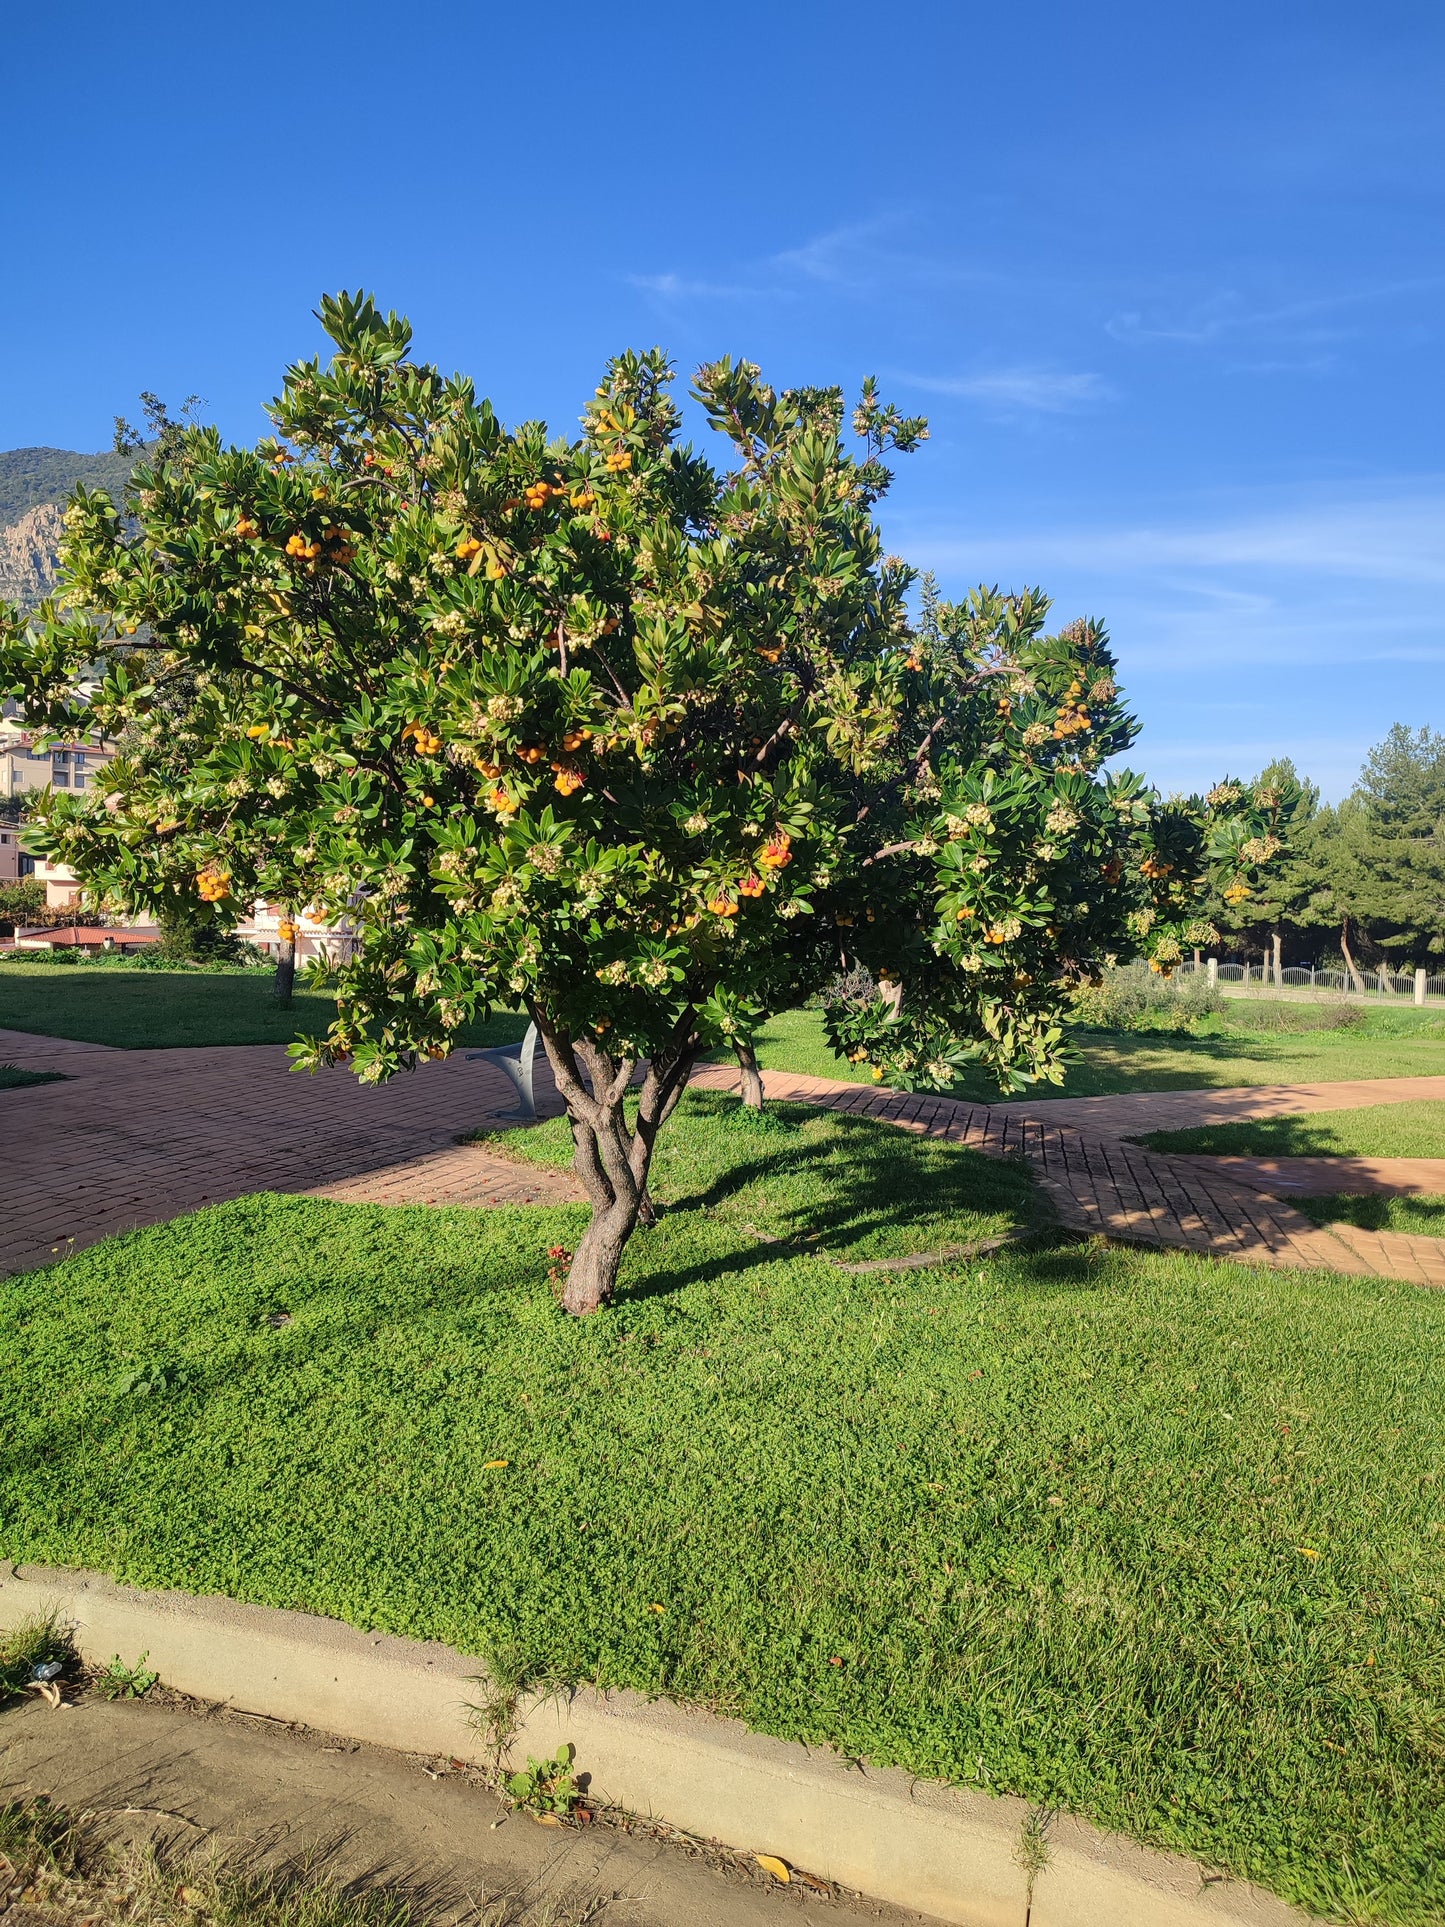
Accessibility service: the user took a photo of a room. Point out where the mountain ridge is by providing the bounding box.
[0,444,137,611]
[0,444,136,527]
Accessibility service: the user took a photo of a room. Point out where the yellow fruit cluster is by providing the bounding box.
[604,450,633,473]
[402,722,444,755]
[551,763,585,796]
[196,866,231,903]
[758,831,792,870]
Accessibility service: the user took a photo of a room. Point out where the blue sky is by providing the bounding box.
[7,0,1441,799]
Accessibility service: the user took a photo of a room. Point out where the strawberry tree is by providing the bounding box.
[0,293,1273,1313]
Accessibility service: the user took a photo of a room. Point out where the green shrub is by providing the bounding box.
[1223,998,1366,1034]
[1069,961,1223,1033]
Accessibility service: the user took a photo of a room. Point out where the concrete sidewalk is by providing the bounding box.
[0,1693,922,1927]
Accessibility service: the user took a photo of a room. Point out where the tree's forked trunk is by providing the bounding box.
[530,1006,698,1315]
[274,910,297,1008]
[735,1039,764,1110]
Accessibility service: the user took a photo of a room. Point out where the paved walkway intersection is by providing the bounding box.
[3,1024,1444,1288]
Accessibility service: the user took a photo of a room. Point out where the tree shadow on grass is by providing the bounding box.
[1298,1192,1445,1234]
[615,1093,1048,1306]
[1134,1118,1354,1158]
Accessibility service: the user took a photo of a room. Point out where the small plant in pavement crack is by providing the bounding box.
[507,1744,580,1821]
[94,1651,158,1699]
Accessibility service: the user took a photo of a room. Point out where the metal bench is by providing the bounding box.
[466,1021,540,1120]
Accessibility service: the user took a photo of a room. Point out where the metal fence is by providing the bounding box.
[1176,960,1445,1004]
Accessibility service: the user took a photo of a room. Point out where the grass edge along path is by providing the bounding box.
[0,1063,64,1090]
[1137,1101,1445,1164]
[4,1094,1445,1923]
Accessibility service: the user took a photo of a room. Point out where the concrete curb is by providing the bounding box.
[2,1563,1310,1927]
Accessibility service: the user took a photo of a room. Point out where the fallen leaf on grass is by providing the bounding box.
[532,1812,562,1827]
[755,1855,790,1883]
[1297,1546,1320,1559]
[483,1459,510,1470]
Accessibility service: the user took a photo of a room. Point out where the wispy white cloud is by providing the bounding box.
[907,487,1445,592]
[626,271,774,303]
[893,366,1115,414]
[628,213,1001,312]
[1106,275,1442,349]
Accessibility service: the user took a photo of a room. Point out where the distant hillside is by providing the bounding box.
[0,503,65,610]
[0,445,135,527]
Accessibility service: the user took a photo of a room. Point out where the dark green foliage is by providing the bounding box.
[152,895,244,966]
[0,447,135,528]
[0,878,45,930]
[2,1099,1445,1920]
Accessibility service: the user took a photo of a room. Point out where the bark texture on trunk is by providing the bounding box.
[273,917,297,1009]
[735,1040,764,1110]
[1271,930,1282,988]
[1340,917,1367,997]
[531,1005,699,1315]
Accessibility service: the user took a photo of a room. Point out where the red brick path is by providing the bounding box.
[689,1064,1445,1289]
[0,1027,580,1277]
[4,1026,1443,1288]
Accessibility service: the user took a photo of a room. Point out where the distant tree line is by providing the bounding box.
[1205,726,1445,980]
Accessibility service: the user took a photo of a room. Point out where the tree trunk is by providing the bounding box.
[1271,930,1282,988]
[735,1040,764,1110]
[273,914,297,1008]
[530,1006,699,1316]
[1340,917,1367,996]
[563,1192,639,1314]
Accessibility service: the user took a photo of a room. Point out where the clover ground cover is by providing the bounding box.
[3,1093,1444,1921]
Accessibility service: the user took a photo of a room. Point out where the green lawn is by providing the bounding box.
[1137,1100,1445,1162]
[748,1004,1445,1101]
[5,1093,1445,1923]
[0,961,528,1053]
[5,961,1443,1099]
[0,1063,64,1091]
[1296,1193,1445,1238]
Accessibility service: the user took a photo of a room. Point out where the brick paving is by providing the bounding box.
[0,1026,580,1278]
[3,1022,1444,1289]
[689,1063,1445,1289]
[1177,1153,1445,1196]
[992,1074,1445,1137]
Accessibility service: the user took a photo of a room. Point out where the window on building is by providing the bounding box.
[53,772,69,786]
